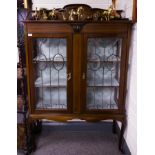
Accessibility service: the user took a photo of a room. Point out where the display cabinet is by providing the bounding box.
[24,4,132,153]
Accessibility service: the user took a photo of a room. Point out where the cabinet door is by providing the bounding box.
[81,34,126,113]
[27,34,73,113]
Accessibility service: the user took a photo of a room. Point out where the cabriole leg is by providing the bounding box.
[112,120,117,134]
[29,120,36,152]
[119,120,126,153]
[32,120,42,134]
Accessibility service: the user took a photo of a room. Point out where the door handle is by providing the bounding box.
[82,73,85,80]
[67,73,71,81]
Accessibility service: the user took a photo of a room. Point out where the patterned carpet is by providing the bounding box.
[18,122,128,155]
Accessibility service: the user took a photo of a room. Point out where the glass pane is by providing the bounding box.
[35,87,67,109]
[33,38,67,110]
[86,38,122,110]
[87,87,118,109]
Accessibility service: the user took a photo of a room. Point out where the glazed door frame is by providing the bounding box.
[81,33,127,114]
[26,33,73,114]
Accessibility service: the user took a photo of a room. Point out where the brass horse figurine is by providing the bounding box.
[49,8,57,20]
[102,5,120,21]
[77,6,84,20]
[68,6,84,21]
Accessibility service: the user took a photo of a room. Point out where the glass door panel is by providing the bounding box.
[32,38,67,110]
[86,38,122,110]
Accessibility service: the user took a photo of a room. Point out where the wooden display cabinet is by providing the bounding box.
[24,4,132,153]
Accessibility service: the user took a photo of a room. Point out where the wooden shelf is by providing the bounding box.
[87,60,120,63]
[87,78,119,87]
[33,60,67,63]
[87,101,118,110]
[35,84,67,88]
[87,85,119,87]
[35,78,67,87]
[33,57,67,62]
[36,100,67,110]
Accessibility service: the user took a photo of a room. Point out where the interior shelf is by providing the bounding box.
[35,77,67,87]
[35,84,66,88]
[87,100,118,110]
[36,100,67,109]
[87,77,119,87]
[87,59,120,63]
[33,57,67,62]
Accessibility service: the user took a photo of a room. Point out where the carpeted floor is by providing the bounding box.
[18,122,127,155]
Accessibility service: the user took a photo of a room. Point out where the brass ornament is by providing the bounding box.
[77,6,85,20]
[49,8,57,20]
[68,9,77,21]
[30,4,122,21]
[42,10,48,20]
[61,12,67,21]
[102,5,121,21]
[32,7,39,20]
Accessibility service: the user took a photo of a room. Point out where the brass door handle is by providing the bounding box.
[67,73,71,81]
[82,73,85,80]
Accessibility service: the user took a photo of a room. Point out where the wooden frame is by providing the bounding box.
[132,0,137,23]
[25,32,73,114]
[81,33,127,114]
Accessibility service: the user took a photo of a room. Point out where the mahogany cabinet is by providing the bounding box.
[24,18,132,152]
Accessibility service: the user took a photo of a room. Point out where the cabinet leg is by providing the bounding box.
[119,120,126,153]
[27,119,42,153]
[21,117,35,154]
[32,120,42,134]
[29,120,36,152]
[112,120,117,134]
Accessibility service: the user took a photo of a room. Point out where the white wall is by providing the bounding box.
[116,0,133,19]
[32,0,137,154]
[124,23,137,155]
[120,1,137,155]
[32,0,112,10]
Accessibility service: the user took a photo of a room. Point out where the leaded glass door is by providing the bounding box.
[28,34,73,112]
[82,35,125,112]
